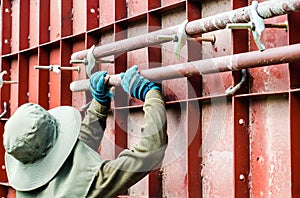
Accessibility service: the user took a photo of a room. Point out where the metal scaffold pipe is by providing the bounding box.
[71,0,300,61]
[70,43,300,92]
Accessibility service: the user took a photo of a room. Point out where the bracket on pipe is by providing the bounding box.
[227,1,265,51]
[157,20,189,60]
[175,19,188,60]
[70,45,114,78]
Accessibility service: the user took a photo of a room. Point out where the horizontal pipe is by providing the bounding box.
[185,0,300,35]
[71,0,300,61]
[70,43,300,92]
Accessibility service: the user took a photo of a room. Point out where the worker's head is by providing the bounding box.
[3,103,81,191]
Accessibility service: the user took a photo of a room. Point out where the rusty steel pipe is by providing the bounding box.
[185,0,300,35]
[70,43,300,92]
[71,0,300,61]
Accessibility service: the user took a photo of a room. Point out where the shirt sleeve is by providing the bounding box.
[78,99,110,152]
[87,90,168,198]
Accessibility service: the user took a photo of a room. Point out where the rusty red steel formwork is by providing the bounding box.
[70,43,300,92]
[1,0,300,197]
[70,0,300,61]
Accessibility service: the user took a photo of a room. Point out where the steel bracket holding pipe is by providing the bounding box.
[227,1,266,51]
[158,20,216,60]
[70,45,114,78]
[174,19,189,60]
[227,1,289,51]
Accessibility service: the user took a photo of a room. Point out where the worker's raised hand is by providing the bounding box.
[120,65,161,101]
[90,71,112,106]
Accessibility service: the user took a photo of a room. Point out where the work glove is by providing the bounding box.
[90,71,112,106]
[120,65,161,101]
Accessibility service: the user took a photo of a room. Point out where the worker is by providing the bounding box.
[3,65,167,197]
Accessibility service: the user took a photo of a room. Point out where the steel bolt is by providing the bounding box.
[90,8,95,13]
[239,174,245,182]
[239,119,245,125]
[1,165,5,170]
[157,35,178,42]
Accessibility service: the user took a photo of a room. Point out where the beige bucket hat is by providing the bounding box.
[3,103,81,191]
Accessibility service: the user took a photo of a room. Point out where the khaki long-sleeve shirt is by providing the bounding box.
[17,90,167,198]
[80,90,168,197]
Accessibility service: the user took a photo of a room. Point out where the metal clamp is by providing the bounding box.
[175,19,189,60]
[70,45,114,78]
[226,69,247,95]
[34,65,81,74]
[0,71,18,88]
[227,1,265,51]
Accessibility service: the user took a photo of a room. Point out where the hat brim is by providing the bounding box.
[5,106,81,191]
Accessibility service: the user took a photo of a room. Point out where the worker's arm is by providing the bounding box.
[78,99,109,151]
[87,90,167,198]
[87,66,168,198]
[79,71,112,151]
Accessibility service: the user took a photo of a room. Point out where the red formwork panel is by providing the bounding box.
[72,0,87,35]
[127,0,148,17]
[11,0,20,53]
[28,53,39,103]
[1,0,300,197]
[9,58,19,113]
[250,95,291,197]
[29,0,39,48]
[99,0,115,27]
[49,0,62,41]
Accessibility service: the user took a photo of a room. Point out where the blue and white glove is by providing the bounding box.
[90,71,112,106]
[120,65,161,101]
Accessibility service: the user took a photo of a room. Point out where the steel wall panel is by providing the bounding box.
[249,96,291,197]
[11,0,20,53]
[10,58,19,113]
[28,54,39,103]
[1,0,12,55]
[49,47,61,108]
[201,0,233,96]
[71,40,87,110]
[289,11,300,198]
[39,0,50,45]
[202,100,234,197]
[128,0,148,17]
[162,104,188,197]
[37,47,50,109]
[72,0,87,35]
[29,0,39,48]
[1,0,300,197]
[162,7,188,102]
[99,0,114,27]
[162,0,185,7]
[50,0,62,41]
